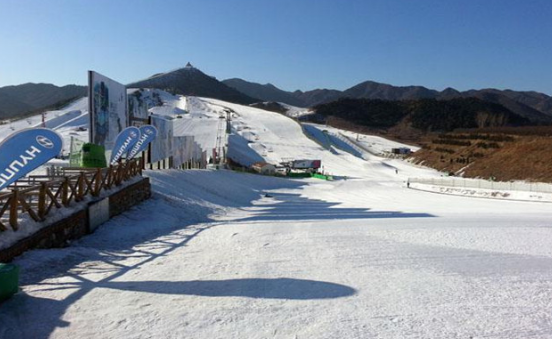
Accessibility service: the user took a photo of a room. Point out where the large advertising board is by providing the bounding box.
[88,71,128,151]
[128,89,150,127]
[149,115,174,163]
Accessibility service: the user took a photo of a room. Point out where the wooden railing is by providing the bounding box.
[0,158,143,232]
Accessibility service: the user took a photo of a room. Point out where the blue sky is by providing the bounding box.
[0,0,551,94]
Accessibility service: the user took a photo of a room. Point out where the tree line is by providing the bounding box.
[311,97,532,132]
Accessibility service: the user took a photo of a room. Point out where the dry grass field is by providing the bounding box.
[410,129,552,182]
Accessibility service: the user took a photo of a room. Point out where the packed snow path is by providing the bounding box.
[1,169,552,339]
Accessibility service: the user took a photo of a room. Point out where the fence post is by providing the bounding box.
[115,163,122,186]
[78,172,85,200]
[106,166,113,188]
[38,183,47,220]
[62,177,69,205]
[94,168,102,196]
[9,189,19,230]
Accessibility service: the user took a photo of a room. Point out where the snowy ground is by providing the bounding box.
[2,96,552,338]
[409,182,552,203]
[2,169,552,339]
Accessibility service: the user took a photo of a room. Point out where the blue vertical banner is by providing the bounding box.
[0,128,63,191]
[109,126,140,165]
[127,125,158,159]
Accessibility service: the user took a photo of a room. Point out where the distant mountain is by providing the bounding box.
[293,89,344,108]
[0,92,34,119]
[0,83,86,120]
[499,90,552,116]
[459,89,552,124]
[222,78,304,107]
[128,63,259,105]
[223,78,552,124]
[249,101,288,114]
[343,81,438,101]
[312,97,533,133]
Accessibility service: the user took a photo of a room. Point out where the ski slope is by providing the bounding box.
[2,96,552,338]
[0,98,89,152]
[303,122,421,156]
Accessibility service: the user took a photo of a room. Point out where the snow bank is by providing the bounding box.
[409,182,552,202]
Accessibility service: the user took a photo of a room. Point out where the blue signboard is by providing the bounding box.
[109,126,140,165]
[0,128,63,190]
[127,125,158,159]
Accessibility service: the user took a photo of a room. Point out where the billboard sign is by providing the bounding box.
[128,89,150,127]
[88,71,128,151]
[127,125,158,159]
[291,159,321,169]
[0,128,63,190]
[109,126,140,165]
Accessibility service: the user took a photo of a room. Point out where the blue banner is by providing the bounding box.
[0,128,63,191]
[127,125,158,159]
[109,126,140,165]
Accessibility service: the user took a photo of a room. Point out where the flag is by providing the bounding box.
[0,128,63,190]
[109,126,140,165]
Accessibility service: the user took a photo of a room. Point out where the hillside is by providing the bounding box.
[311,97,532,132]
[0,92,34,118]
[0,83,86,119]
[223,78,552,122]
[343,81,438,100]
[293,88,344,108]
[457,89,552,124]
[128,63,259,105]
[223,78,304,107]
[410,129,552,183]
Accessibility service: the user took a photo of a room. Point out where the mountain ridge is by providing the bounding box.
[223,78,552,123]
[0,83,86,120]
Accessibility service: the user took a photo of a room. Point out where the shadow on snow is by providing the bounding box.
[237,192,434,222]
[100,277,356,300]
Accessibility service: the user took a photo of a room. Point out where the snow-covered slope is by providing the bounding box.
[0,97,89,152]
[279,102,313,118]
[304,122,420,155]
[205,97,438,181]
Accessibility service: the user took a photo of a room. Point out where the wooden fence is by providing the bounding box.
[0,158,143,232]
